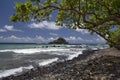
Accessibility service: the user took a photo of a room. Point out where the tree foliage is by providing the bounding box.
[10,0,120,49]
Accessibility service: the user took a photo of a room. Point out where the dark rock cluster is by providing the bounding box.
[52,56,120,80]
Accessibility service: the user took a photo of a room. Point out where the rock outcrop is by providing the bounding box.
[49,37,68,44]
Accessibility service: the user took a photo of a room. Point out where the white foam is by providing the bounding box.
[0,58,58,78]
[39,58,58,66]
[0,65,33,78]
[67,48,86,60]
[0,48,69,54]
[67,51,83,60]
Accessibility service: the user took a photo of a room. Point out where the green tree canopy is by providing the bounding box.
[10,0,120,49]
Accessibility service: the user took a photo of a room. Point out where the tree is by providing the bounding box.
[108,27,120,49]
[10,0,120,49]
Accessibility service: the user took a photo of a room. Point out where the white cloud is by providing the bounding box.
[1,35,34,43]
[65,36,84,43]
[28,21,61,30]
[64,35,106,44]
[0,29,6,32]
[0,36,3,39]
[49,33,58,36]
[3,25,22,32]
[65,36,76,41]
[0,35,54,43]
[4,25,14,31]
[48,37,58,41]
[77,37,83,41]
[0,35,106,44]
[76,28,89,34]
[96,35,106,43]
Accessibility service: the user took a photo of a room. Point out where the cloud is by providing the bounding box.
[65,36,106,44]
[65,36,84,43]
[4,25,22,32]
[49,33,58,36]
[0,29,6,32]
[4,35,28,42]
[0,36,3,39]
[76,28,89,34]
[28,21,61,30]
[0,35,106,44]
[96,35,106,43]
[0,35,53,43]
[65,36,76,41]
[4,25,14,31]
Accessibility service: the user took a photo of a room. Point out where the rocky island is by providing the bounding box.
[49,37,68,44]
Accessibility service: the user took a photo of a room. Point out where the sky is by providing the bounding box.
[0,0,106,44]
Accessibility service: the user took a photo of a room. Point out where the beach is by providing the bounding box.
[1,47,120,80]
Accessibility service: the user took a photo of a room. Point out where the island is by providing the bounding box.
[49,37,68,44]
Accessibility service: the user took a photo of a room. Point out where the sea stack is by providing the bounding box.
[49,37,68,44]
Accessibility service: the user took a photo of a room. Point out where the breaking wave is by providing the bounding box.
[0,65,33,78]
[0,48,69,54]
[0,57,59,78]
[38,58,59,66]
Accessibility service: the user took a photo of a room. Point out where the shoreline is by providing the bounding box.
[1,48,120,80]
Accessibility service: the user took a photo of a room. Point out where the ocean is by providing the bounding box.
[0,43,108,78]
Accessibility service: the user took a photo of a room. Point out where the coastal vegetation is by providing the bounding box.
[10,0,120,49]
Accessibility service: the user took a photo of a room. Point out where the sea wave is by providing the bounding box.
[67,48,86,60]
[67,51,83,60]
[0,48,70,54]
[38,58,59,66]
[0,57,59,78]
[0,65,33,78]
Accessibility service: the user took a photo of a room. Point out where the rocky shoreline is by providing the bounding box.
[1,48,120,80]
